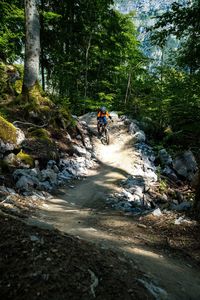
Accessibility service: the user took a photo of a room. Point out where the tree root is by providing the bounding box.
[13,120,48,128]
[88,269,99,298]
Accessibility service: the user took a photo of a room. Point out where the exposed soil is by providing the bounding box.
[0,213,154,300]
[1,114,200,300]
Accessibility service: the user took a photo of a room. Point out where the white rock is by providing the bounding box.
[72,144,87,156]
[129,122,140,134]
[133,130,146,142]
[152,208,163,217]
[15,128,25,145]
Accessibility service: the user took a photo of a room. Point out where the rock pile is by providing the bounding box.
[106,116,198,215]
[11,120,96,195]
[0,117,97,200]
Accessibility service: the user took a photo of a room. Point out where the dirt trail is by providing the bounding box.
[36,115,200,300]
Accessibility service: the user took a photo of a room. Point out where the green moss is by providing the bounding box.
[29,128,50,141]
[58,107,70,119]
[58,107,75,127]
[40,97,54,108]
[0,116,17,143]
[13,64,24,77]
[29,83,44,105]
[40,105,51,113]
[16,150,34,167]
[14,79,22,94]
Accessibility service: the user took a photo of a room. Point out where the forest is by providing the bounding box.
[0,0,200,299]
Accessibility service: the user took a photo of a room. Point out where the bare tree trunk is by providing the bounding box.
[40,0,45,91]
[124,71,131,106]
[84,35,92,99]
[22,0,40,97]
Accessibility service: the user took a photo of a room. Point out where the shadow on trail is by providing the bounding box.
[33,124,200,300]
[47,160,133,211]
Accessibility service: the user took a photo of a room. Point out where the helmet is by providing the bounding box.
[100,106,106,113]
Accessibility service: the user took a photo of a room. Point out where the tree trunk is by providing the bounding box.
[22,0,40,97]
[124,70,131,106]
[40,0,45,91]
[84,35,92,99]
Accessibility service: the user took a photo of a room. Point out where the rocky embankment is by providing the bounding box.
[0,116,97,215]
[0,113,198,220]
[106,116,198,220]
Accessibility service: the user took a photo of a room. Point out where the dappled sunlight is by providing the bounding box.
[31,114,200,300]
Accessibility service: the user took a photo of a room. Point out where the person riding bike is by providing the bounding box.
[97,106,112,136]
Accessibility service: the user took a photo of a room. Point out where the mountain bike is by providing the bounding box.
[98,121,110,145]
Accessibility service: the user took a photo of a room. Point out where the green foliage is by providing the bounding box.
[0,62,8,94]
[0,0,24,62]
[152,0,200,72]
[40,1,143,114]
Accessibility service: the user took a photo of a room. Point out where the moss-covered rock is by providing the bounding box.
[28,128,50,140]
[22,136,59,168]
[16,150,34,167]
[0,115,17,144]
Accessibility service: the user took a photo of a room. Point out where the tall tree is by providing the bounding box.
[22,0,40,97]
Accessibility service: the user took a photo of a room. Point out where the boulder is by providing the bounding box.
[132,131,146,143]
[4,153,17,165]
[15,175,40,191]
[13,168,39,181]
[58,170,73,182]
[0,117,25,153]
[40,169,58,186]
[172,150,198,180]
[162,166,178,181]
[129,122,140,134]
[39,181,53,191]
[159,149,172,166]
[72,144,87,156]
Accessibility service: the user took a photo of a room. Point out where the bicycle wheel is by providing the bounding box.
[100,134,107,145]
[105,128,110,145]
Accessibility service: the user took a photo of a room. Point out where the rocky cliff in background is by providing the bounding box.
[115,0,187,66]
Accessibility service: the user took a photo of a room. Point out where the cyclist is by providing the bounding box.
[97,106,112,136]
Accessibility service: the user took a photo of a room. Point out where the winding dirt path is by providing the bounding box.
[35,115,200,300]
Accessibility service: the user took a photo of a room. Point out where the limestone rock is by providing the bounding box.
[172,150,198,180]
